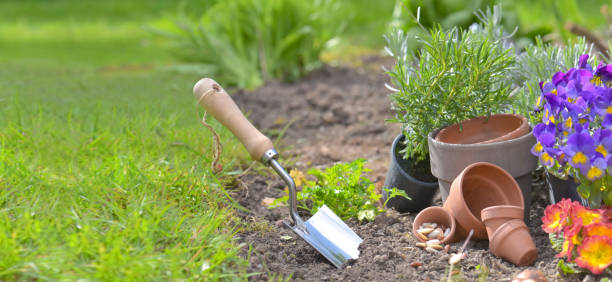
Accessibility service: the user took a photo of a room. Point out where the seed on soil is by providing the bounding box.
[426,239,440,246]
[449,252,466,265]
[427,228,442,239]
[416,242,427,248]
[410,262,423,268]
[429,244,443,250]
[425,247,438,253]
[418,227,434,235]
[444,244,450,253]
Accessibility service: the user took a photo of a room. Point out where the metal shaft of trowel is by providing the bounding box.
[262,149,306,230]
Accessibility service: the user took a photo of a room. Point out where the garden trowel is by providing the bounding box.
[193,78,363,268]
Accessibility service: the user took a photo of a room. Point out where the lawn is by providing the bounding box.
[0,0,253,279]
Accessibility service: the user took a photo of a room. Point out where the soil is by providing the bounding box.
[225,58,603,281]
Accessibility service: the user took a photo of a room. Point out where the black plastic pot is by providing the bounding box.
[382,134,438,213]
[545,171,589,207]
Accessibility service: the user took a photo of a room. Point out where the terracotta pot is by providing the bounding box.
[443,162,524,240]
[412,206,457,244]
[481,205,524,239]
[428,117,536,222]
[489,219,538,266]
[383,134,438,213]
[435,114,529,145]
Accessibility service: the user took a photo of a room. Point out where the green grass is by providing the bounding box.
[0,0,256,280]
[0,63,253,280]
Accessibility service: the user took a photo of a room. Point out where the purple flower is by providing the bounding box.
[594,129,612,158]
[581,156,607,181]
[552,71,568,86]
[595,62,612,83]
[578,54,589,69]
[563,131,596,169]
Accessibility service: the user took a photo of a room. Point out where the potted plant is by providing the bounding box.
[383,6,536,217]
[511,36,595,205]
[531,53,612,208]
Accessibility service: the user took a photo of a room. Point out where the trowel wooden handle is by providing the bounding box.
[193,78,273,161]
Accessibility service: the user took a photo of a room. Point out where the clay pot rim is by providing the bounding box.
[481,205,525,222]
[434,114,528,145]
[428,126,533,150]
[489,219,528,255]
[453,162,525,227]
[391,134,438,186]
[412,206,457,244]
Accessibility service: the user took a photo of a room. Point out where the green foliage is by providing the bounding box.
[154,0,343,90]
[300,159,380,222]
[273,159,406,222]
[383,187,410,207]
[384,6,516,161]
[549,232,565,253]
[476,264,489,282]
[511,36,595,124]
[558,260,582,275]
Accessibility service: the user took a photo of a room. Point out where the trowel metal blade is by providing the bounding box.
[286,205,363,268]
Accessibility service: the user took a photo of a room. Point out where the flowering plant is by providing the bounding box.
[531,54,612,207]
[541,199,612,275]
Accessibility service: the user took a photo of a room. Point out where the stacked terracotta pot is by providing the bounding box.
[414,162,538,266]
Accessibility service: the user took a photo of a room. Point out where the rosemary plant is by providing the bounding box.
[384,10,515,162]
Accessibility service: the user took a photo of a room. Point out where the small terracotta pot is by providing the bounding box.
[435,114,529,145]
[443,162,524,240]
[481,205,524,239]
[412,206,457,244]
[489,219,537,266]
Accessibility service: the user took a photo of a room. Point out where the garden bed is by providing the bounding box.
[229,60,574,281]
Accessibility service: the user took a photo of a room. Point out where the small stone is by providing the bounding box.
[418,227,434,235]
[261,197,276,206]
[416,242,426,248]
[427,229,442,239]
[444,227,451,237]
[425,247,438,253]
[426,239,440,246]
[512,269,547,282]
[410,261,423,268]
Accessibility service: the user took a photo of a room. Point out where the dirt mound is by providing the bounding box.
[228,61,572,281]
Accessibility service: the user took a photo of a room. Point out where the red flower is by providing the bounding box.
[574,236,612,274]
[584,221,612,238]
[557,222,583,260]
[571,203,604,227]
[542,202,566,233]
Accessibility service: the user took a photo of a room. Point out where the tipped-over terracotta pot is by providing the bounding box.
[481,205,524,239]
[412,206,457,244]
[443,162,524,240]
[490,219,537,266]
[435,114,529,145]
